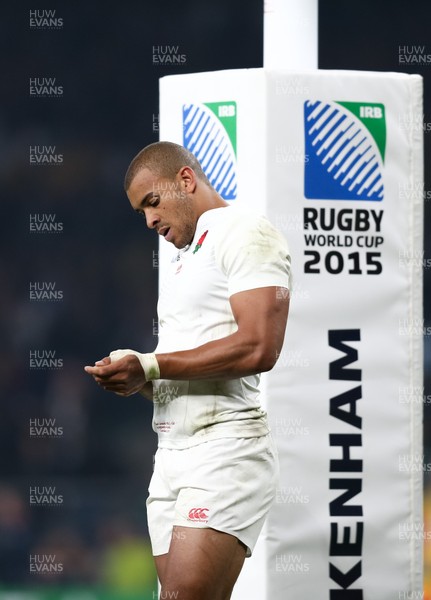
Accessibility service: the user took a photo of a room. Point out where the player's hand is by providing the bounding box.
[84,355,147,397]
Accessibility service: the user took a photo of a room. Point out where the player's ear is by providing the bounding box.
[178,166,196,193]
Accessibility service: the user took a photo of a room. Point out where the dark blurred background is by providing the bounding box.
[0,1,429,597]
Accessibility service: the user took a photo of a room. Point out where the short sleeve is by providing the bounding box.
[214,212,291,297]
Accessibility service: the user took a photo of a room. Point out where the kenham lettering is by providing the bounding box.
[328,329,363,599]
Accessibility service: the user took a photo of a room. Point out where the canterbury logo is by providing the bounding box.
[188,507,209,522]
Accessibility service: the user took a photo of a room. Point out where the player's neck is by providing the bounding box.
[194,187,229,221]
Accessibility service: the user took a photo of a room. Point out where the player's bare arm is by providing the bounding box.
[84,285,289,395]
[157,285,289,379]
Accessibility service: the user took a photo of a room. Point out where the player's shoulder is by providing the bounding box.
[212,206,281,244]
[211,207,289,268]
[209,206,271,235]
[211,206,291,282]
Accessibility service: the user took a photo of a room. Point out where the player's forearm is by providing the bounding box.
[155,331,278,381]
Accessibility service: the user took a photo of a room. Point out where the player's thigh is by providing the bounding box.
[162,525,246,599]
[154,553,168,586]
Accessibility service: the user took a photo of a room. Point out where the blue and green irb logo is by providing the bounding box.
[183,102,237,200]
[304,100,386,201]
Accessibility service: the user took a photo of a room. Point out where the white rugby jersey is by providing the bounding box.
[153,206,291,449]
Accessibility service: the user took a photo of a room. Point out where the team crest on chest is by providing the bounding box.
[193,230,208,254]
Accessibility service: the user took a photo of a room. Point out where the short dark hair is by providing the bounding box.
[124,141,211,191]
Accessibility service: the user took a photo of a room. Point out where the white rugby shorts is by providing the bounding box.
[146,434,279,557]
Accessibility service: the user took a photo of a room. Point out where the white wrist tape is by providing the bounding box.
[109,348,160,381]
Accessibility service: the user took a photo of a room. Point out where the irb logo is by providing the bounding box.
[304,100,385,201]
[359,105,383,119]
[218,104,235,117]
[183,101,237,200]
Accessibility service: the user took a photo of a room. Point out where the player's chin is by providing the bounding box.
[171,233,187,249]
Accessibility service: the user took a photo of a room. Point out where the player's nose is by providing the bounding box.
[145,209,160,230]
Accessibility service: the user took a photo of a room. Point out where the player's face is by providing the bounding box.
[127,168,196,249]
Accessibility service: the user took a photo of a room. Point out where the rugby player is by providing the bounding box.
[85,142,291,600]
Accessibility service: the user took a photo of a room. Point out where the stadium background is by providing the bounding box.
[0,1,429,597]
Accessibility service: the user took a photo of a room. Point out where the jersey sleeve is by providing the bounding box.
[214,211,291,297]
